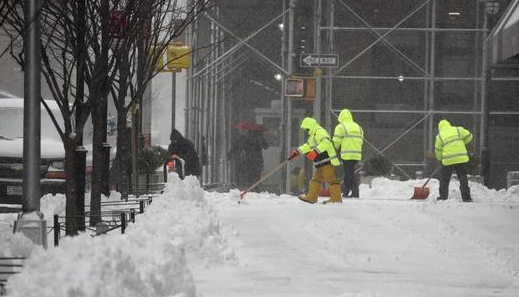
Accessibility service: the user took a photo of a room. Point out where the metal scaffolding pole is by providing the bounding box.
[226,47,233,185]
[279,0,288,193]
[480,6,492,187]
[330,109,519,115]
[426,0,436,176]
[214,56,248,83]
[185,11,192,138]
[472,2,481,153]
[202,65,208,184]
[313,0,322,122]
[331,76,519,81]
[422,0,430,167]
[207,15,214,183]
[320,26,489,32]
[216,9,227,184]
[213,12,220,184]
[284,0,295,193]
[325,0,334,131]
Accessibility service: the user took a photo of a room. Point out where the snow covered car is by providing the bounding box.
[0,98,66,204]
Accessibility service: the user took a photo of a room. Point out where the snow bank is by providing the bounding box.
[2,173,234,297]
[216,177,519,203]
[0,193,66,257]
[360,177,519,202]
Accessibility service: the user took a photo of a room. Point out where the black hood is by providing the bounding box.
[170,129,183,142]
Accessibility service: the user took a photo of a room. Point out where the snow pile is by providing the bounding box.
[3,173,234,297]
[0,193,66,257]
[360,177,519,202]
[0,230,35,258]
[6,232,194,297]
[498,184,519,200]
[40,193,67,218]
[133,173,235,264]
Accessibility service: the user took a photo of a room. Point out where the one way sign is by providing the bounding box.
[300,54,339,68]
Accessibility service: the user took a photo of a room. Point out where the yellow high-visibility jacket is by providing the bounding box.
[297,117,340,167]
[435,119,473,166]
[332,108,364,161]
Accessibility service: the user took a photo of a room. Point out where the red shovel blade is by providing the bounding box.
[239,191,246,199]
[411,186,430,199]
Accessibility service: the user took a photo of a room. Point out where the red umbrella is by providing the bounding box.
[233,121,268,131]
[233,121,252,130]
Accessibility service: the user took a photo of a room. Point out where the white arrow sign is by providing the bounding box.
[300,54,339,67]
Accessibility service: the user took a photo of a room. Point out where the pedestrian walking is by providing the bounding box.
[434,119,473,202]
[332,108,364,198]
[229,122,269,189]
[289,117,342,204]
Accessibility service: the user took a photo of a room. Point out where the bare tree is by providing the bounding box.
[88,0,214,225]
[108,0,213,200]
[3,0,95,234]
[2,0,215,232]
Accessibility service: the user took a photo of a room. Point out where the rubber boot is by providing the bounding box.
[350,186,359,198]
[298,180,320,204]
[323,183,342,204]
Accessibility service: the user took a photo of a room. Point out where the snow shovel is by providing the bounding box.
[240,159,291,199]
[411,164,442,199]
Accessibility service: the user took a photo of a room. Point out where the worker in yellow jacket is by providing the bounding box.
[435,119,473,202]
[289,117,342,204]
[332,108,364,198]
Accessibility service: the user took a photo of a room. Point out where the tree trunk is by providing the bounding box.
[116,113,130,200]
[64,138,77,235]
[89,100,105,227]
[89,0,110,227]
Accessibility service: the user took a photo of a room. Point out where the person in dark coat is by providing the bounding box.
[168,129,201,178]
[229,129,269,188]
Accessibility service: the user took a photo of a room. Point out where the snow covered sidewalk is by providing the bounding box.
[1,175,518,297]
[197,181,519,297]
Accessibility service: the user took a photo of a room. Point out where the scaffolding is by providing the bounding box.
[186,0,519,190]
[320,0,519,185]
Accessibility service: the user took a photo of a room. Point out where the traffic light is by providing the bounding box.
[284,76,316,101]
[152,43,191,72]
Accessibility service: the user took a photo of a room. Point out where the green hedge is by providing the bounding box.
[364,155,392,176]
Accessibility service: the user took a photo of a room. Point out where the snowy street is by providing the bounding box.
[2,176,519,297]
[198,190,519,297]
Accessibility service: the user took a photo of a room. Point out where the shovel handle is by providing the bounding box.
[421,164,442,188]
[240,159,291,199]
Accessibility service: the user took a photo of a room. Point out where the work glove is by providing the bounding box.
[167,161,175,172]
[288,149,300,160]
[306,150,318,161]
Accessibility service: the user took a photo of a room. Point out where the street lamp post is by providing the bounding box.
[14,0,47,248]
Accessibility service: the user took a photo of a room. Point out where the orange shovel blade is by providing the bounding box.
[411,186,430,199]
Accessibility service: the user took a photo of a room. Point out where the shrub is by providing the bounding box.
[138,145,169,175]
[364,155,392,176]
